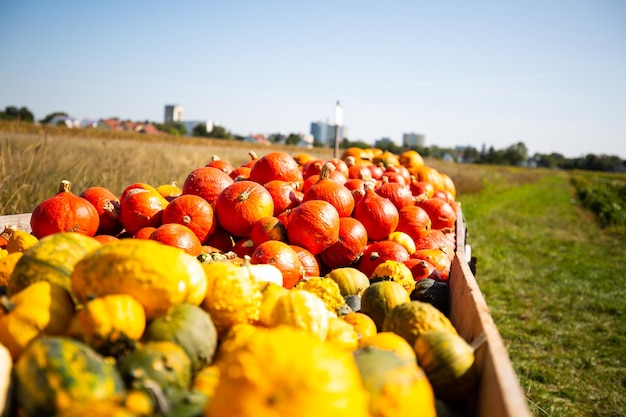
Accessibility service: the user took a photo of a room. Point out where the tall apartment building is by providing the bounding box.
[164,104,183,124]
[310,121,348,146]
[402,132,425,148]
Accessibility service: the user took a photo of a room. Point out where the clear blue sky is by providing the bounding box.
[2,0,625,158]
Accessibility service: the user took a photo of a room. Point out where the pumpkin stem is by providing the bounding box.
[319,162,336,180]
[182,215,192,225]
[1,224,17,239]
[59,180,72,193]
[0,296,15,313]
[345,156,356,167]
[248,150,258,161]
[414,193,428,204]
[237,189,251,202]
[103,201,121,219]
[211,155,221,161]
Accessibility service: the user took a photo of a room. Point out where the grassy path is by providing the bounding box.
[459,171,626,416]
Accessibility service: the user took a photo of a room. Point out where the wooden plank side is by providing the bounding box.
[0,213,32,234]
[449,253,531,417]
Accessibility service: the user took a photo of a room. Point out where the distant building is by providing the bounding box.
[244,133,271,145]
[180,120,213,135]
[310,121,348,146]
[402,133,425,148]
[164,104,183,124]
[46,114,81,128]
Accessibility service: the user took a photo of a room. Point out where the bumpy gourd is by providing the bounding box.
[207,326,370,417]
[13,336,125,416]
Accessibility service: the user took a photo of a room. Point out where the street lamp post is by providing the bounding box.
[333,101,343,158]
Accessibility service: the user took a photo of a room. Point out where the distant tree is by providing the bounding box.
[209,125,232,140]
[462,146,480,163]
[502,142,528,165]
[40,111,68,124]
[285,134,301,145]
[0,106,35,122]
[192,123,209,137]
[192,123,232,139]
[340,139,370,149]
[155,122,187,136]
[534,152,566,168]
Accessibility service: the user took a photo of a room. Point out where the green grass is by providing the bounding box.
[459,171,626,417]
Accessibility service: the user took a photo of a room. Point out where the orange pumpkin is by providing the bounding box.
[286,200,340,256]
[250,240,304,289]
[319,217,368,270]
[118,187,168,236]
[395,205,432,243]
[250,216,288,246]
[353,182,399,242]
[162,194,216,243]
[411,247,452,281]
[205,154,234,175]
[182,166,234,207]
[357,240,410,277]
[215,180,274,237]
[290,245,320,277]
[248,151,303,186]
[149,223,203,256]
[79,186,123,236]
[376,177,415,210]
[263,180,302,216]
[417,197,457,230]
[30,180,100,238]
[303,163,355,218]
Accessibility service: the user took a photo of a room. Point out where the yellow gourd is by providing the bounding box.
[201,261,262,337]
[67,294,146,354]
[370,260,416,295]
[3,225,39,254]
[71,239,203,320]
[269,289,330,341]
[0,281,75,360]
[0,252,22,288]
[206,326,370,417]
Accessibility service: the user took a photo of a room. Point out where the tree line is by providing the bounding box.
[3,105,624,172]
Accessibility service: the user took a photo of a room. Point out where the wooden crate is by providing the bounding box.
[1,209,531,416]
[452,207,531,417]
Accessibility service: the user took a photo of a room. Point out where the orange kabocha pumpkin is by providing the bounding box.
[80,186,123,236]
[303,162,355,217]
[286,200,340,256]
[215,180,274,238]
[162,194,216,243]
[30,180,99,238]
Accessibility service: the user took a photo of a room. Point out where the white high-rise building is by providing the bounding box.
[164,104,183,124]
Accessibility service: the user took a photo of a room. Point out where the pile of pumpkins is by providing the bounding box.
[0,147,477,417]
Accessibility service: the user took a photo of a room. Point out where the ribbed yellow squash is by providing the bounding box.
[71,239,205,319]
